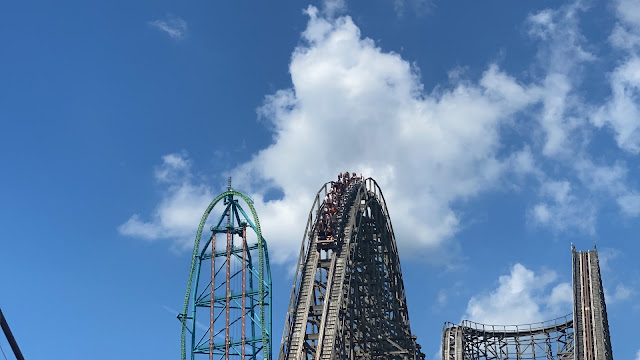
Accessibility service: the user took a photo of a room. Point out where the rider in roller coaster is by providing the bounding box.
[317,172,364,247]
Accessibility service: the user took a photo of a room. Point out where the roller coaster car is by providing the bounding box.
[317,235,336,248]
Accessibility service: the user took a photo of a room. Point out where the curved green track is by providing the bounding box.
[179,190,270,360]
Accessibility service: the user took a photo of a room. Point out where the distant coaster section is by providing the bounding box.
[442,245,614,360]
[442,315,575,360]
[179,180,272,360]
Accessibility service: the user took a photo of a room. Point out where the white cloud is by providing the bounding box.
[613,283,633,300]
[527,2,594,157]
[392,0,434,17]
[598,248,620,272]
[123,1,640,258]
[528,1,594,74]
[227,7,542,261]
[436,290,447,307]
[636,348,640,360]
[539,74,573,156]
[541,180,571,203]
[530,180,596,234]
[433,346,442,360]
[610,24,640,50]
[606,283,633,303]
[592,0,640,153]
[574,159,627,194]
[118,153,213,250]
[593,58,640,153]
[573,158,640,217]
[520,0,640,233]
[507,146,540,177]
[463,264,572,325]
[617,193,640,216]
[148,15,188,40]
[527,9,555,40]
[548,282,573,311]
[154,153,190,183]
[322,0,346,17]
[615,0,640,29]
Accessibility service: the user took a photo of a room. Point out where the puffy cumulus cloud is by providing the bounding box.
[614,0,640,31]
[548,282,573,311]
[636,348,640,360]
[118,153,213,250]
[123,1,640,258]
[229,6,541,262]
[148,15,188,40]
[463,264,572,325]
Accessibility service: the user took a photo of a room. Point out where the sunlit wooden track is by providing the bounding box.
[279,175,425,360]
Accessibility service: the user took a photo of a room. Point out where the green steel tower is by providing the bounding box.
[179,180,272,360]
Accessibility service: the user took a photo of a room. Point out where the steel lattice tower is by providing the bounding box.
[179,181,272,360]
[279,175,425,360]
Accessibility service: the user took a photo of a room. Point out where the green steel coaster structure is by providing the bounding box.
[178,181,272,360]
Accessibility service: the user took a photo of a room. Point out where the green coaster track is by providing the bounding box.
[178,188,272,360]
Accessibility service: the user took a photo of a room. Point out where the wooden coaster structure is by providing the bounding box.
[279,174,425,360]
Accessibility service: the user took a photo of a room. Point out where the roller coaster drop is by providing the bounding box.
[279,175,425,360]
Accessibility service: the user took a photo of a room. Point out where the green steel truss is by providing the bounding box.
[179,188,272,360]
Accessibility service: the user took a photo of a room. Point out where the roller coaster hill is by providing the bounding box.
[178,173,616,360]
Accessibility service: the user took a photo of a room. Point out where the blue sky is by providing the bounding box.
[1,0,640,359]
